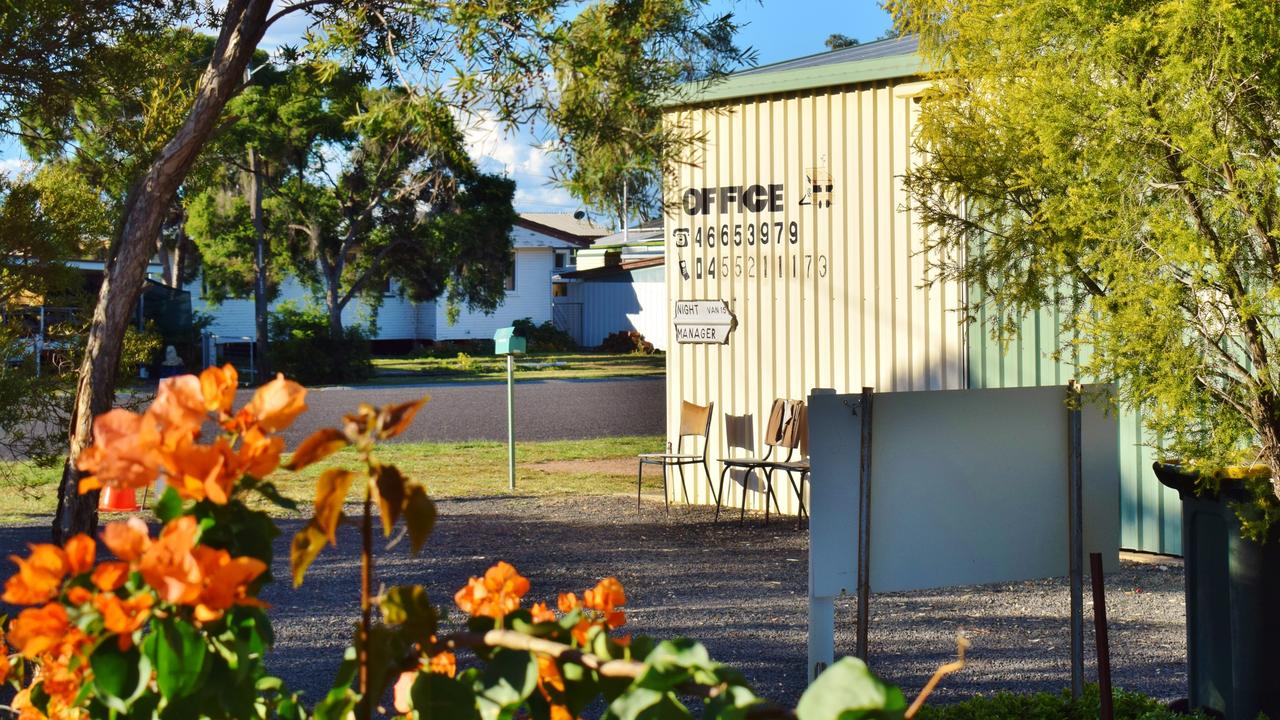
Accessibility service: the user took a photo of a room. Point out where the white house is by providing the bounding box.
[552,220,667,350]
[187,213,606,349]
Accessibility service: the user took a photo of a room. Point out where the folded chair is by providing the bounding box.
[716,398,804,524]
[637,401,713,514]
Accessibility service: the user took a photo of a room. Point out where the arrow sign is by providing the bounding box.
[673,299,737,344]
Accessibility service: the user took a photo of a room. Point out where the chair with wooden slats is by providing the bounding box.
[761,403,809,525]
[716,398,804,524]
[636,401,713,514]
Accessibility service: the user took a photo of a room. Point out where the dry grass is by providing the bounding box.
[0,435,664,525]
[367,351,664,384]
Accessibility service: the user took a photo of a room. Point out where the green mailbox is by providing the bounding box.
[494,326,526,355]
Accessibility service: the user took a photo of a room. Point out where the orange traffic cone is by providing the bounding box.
[98,486,139,512]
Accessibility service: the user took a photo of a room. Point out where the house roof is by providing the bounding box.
[556,256,664,281]
[593,219,664,247]
[665,35,924,108]
[515,213,610,247]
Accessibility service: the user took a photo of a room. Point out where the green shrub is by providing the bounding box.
[453,351,476,372]
[599,330,655,354]
[268,303,372,385]
[513,316,577,352]
[914,686,1213,720]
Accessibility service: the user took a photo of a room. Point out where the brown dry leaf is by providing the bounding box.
[314,468,356,542]
[343,404,378,437]
[378,396,429,439]
[404,483,436,555]
[290,523,327,588]
[374,464,407,537]
[286,428,350,471]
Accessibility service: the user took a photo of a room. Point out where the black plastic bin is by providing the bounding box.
[1153,462,1280,720]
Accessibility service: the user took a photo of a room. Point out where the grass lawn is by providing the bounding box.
[0,434,663,525]
[368,351,664,384]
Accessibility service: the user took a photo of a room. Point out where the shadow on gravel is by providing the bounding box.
[260,495,1188,708]
[0,495,1187,710]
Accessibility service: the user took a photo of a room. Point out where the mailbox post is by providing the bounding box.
[493,327,526,490]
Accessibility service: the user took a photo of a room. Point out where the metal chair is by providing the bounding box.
[762,403,809,525]
[716,398,804,524]
[637,401,713,514]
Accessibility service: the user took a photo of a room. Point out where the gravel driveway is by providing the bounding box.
[262,494,1188,709]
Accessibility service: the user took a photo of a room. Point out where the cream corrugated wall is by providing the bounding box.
[662,79,967,515]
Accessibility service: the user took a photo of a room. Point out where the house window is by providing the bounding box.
[554,249,577,269]
[504,256,516,291]
[552,282,568,297]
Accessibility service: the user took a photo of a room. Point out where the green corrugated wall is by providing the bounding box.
[966,295,1183,555]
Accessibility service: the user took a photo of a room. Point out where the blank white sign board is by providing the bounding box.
[807,385,1120,678]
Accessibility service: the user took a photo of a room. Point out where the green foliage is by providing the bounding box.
[824,34,859,50]
[796,657,906,720]
[513,317,578,353]
[185,190,265,304]
[893,0,1280,514]
[268,303,373,385]
[913,686,1213,720]
[545,0,751,224]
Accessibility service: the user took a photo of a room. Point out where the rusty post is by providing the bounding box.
[855,386,874,661]
[1091,552,1114,720]
[1067,380,1084,698]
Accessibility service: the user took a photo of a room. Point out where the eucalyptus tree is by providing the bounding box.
[269,82,519,337]
[14,0,748,540]
[893,0,1280,527]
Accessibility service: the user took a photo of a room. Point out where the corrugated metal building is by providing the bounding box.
[556,258,667,350]
[661,36,1178,554]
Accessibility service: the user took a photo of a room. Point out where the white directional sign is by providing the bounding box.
[673,300,737,344]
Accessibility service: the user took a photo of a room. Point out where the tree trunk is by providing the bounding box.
[248,147,271,381]
[52,0,273,542]
[325,268,345,339]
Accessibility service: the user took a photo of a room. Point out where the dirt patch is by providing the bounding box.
[527,458,637,476]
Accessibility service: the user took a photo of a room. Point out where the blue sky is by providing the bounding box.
[0,1,894,218]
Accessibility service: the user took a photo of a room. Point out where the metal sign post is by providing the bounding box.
[856,386,875,661]
[506,353,515,491]
[493,327,526,492]
[1067,380,1085,698]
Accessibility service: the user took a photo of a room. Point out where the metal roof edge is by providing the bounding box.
[665,53,926,108]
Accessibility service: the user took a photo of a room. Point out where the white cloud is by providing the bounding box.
[454,110,577,214]
[514,183,578,213]
[0,157,33,179]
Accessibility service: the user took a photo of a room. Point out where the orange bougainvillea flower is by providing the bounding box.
[200,364,238,416]
[3,543,70,606]
[233,426,283,480]
[149,374,208,439]
[557,592,579,614]
[428,650,457,678]
[393,670,418,714]
[454,561,530,620]
[191,546,267,622]
[63,534,95,576]
[91,561,130,592]
[8,603,70,659]
[65,587,92,606]
[102,517,152,563]
[95,592,155,648]
[582,577,627,629]
[530,601,556,623]
[138,516,202,605]
[162,437,236,505]
[77,409,164,493]
[237,374,307,433]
